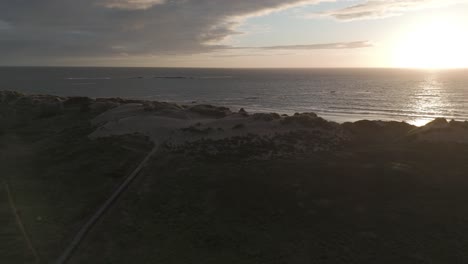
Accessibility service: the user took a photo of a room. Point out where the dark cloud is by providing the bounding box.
[99,0,167,10]
[319,0,464,21]
[1,0,463,65]
[0,0,330,64]
[0,20,10,30]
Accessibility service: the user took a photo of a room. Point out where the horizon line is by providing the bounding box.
[1,65,467,70]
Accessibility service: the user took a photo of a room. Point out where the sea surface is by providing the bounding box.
[1,67,468,126]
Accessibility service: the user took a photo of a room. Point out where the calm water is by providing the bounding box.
[1,67,468,125]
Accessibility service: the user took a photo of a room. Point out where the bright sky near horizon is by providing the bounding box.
[1,0,468,68]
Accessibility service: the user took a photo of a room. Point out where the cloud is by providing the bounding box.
[317,0,465,21]
[234,40,373,50]
[0,20,11,30]
[0,0,373,65]
[0,0,331,64]
[98,0,167,10]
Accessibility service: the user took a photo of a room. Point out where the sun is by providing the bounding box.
[393,18,468,69]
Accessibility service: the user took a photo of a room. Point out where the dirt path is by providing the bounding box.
[4,181,41,263]
[54,145,159,264]
[0,133,40,263]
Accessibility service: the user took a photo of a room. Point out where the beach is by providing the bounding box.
[2,91,468,263]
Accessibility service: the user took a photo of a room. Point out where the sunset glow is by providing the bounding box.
[393,18,468,69]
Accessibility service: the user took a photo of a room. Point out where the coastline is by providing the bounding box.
[3,90,468,263]
[2,67,468,127]
[3,90,468,147]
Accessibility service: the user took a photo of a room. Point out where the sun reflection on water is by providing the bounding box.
[405,72,451,127]
[407,118,432,127]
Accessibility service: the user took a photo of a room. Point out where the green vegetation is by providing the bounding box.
[71,141,468,264]
[3,92,468,264]
[0,110,152,263]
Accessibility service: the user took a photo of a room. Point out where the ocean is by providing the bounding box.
[1,67,468,126]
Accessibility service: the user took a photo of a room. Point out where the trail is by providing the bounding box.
[55,145,159,264]
[4,181,41,264]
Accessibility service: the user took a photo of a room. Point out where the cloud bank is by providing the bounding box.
[0,0,330,64]
[234,41,373,50]
[319,0,465,21]
[0,0,462,64]
[99,0,167,10]
[0,20,11,30]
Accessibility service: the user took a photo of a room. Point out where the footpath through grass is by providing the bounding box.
[0,110,152,263]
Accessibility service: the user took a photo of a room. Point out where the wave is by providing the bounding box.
[71,82,96,85]
[153,76,195,79]
[66,77,111,80]
[153,76,232,80]
[199,76,232,79]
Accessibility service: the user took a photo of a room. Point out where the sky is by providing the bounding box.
[1,0,468,68]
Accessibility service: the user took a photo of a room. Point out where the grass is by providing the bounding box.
[3,104,468,264]
[0,110,152,263]
[70,142,468,264]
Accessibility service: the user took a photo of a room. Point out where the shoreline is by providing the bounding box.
[3,90,468,263]
[1,88,461,128]
[3,90,468,148]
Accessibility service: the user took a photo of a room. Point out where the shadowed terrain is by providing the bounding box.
[2,91,468,263]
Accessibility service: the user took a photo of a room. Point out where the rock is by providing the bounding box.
[189,104,232,118]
